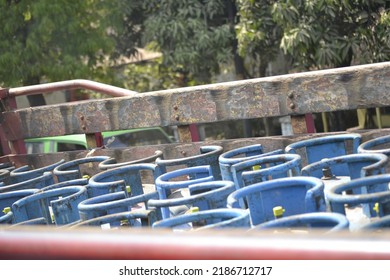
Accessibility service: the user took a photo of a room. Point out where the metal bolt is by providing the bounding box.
[173,105,178,110]
[289,103,296,109]
[321,167,336,180]
[287,92,294,99]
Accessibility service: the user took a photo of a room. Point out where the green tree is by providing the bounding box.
[0,0,118,105]
[122,57,196,92]
[141,0,244,84]
[137,0,254,139]
[272,0,390,130]
[238,0,390,71]
[107,1,146,62]
[237,0,390,131]
[236,0,282,77]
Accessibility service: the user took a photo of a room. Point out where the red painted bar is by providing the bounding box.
[305,113,316,133]
[0,228,389,260]
[7,79,137,98]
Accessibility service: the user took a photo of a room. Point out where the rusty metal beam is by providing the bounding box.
[85,133,103,149]
[0,87,9,101]
[177,125,193,143]
[1,62,390,141]
[0,93,27,154]
[291,115,308,134]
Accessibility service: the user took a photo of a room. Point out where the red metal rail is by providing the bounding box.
[0,227,389,260]
[0,80,138,155]
[1,79,137,99]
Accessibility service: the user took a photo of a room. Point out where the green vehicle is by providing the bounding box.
[25,127,175,154]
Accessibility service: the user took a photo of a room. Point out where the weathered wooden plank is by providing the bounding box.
[1,62,390,140]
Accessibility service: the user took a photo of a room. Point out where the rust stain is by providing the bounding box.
[119,96,161,129]
[74,102,111,133]
[291,115,308,134]
[1,112,24,140]
[177,125,192,143]
[293,76,349,112]
[227,83,279,119]
[27,107,66,137]
[173,91,217,124]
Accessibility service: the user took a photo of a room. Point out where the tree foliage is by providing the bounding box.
[2,0,388,90]
[141,0,236,83]
[236,0,282,76]
[122,57,199,92]
[0,0,117,87]
[106,1,146,61]
[237,0,390,70]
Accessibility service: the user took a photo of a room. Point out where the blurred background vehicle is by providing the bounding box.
[24,127,175,154]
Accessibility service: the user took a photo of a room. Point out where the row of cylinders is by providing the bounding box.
[1,133,390,232]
